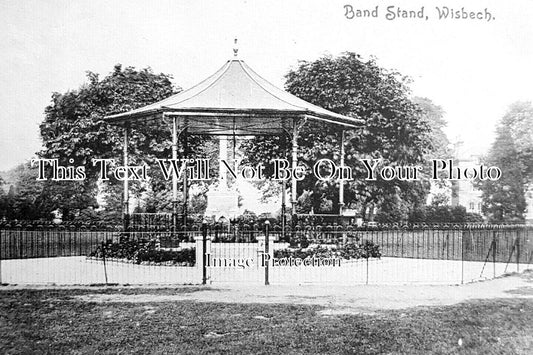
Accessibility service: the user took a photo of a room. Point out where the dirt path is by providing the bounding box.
[70,271,533,314]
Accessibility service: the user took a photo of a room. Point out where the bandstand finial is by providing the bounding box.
[233,37,239,58]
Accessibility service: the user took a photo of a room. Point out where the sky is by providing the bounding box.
[1,0,532,171]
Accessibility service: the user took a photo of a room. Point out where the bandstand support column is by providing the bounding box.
[339,129,345,215]
[123,126,130,232]
[171,116,178,235]
[291,120,299,231]
[182,125,189,231]
[281,130,287,241]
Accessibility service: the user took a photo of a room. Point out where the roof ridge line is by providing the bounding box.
[237,61,309,112]
[163,60,233,108]
[240,61,362,124]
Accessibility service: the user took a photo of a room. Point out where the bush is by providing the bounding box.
[409,205,483,223]
[89,239,195,266]
[339,240,381,259]
[274,240,381,260]
[466,212,484,222]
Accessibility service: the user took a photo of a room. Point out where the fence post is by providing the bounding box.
[202,221,208,285]
[366,256,369,285]
[517,229,520,273]
[264,220,270,286]
[101,241,108,285]
[461,229,465,284]
[493,230,496,278]
[0,229,2,285]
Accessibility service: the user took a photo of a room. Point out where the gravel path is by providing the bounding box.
[70,271,533,314]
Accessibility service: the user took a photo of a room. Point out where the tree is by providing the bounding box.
[0,176,8,219]
[37,64,213,220]
[37,65,177,219]
[478,102,533,222]
[242,53,438,219]
[430,192,450,207]
[408,203,481,223]
[413,97,451,160]
[0,163,55,220]
[503,102,533,180]
[40,65,176,166]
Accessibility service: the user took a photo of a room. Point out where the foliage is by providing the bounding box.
[236,210,258,225]
[4,64,218,221]
[71,207,122,226]
[188,189,209,217]
[89,238,195,265]
[413,97,451,161]
[0,163,68,220]
[241,53,445,219]
[37,65,180,219]
[408,204,484,223]
[0,185,7,219]
[40,65,176,167]
[373,193,410,223]
[343,240,381,259]
[274,240,381,260]
[430,192,450,207]
[477,101,533,223]
[465,212,484,223]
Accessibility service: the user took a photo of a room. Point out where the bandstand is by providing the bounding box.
[105,48,363,239]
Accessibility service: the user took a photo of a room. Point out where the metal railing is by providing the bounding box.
[0,224,531,285]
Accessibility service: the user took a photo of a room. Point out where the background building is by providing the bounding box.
[450,156,484,216]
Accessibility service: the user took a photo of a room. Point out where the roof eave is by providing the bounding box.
[304,113,364,128]
[105,108,364,129]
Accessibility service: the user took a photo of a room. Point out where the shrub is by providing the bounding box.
[89,239,195,266]
[274,240,381,260]
[465,212,484,222]
[409,205,485,223]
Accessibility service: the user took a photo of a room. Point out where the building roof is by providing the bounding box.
[105,59,363,135]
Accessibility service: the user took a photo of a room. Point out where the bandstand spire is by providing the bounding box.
[233,37,239,58]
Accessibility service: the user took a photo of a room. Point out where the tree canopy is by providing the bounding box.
[35,65,180,220]
[2,56,452,223]
[40,64,177,173]
[242,53,445,219]
[1,64,243,222]
[478,101,533,223]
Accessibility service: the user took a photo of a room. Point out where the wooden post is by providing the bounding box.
[123,126,130,232]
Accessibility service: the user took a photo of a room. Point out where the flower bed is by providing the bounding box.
[274,240,381,260]
[89,239,195,266]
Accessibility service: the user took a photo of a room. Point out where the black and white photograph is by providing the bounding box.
[1,0,533,353]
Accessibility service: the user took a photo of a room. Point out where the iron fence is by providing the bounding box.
[286,226,533,264]
[0,220,121,231]
[0,230,200,285]
[129,213,174,232]
[0,230,115,260]
[0,225,531,285]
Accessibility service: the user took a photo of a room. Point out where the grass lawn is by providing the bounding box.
[0,287,532,354]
